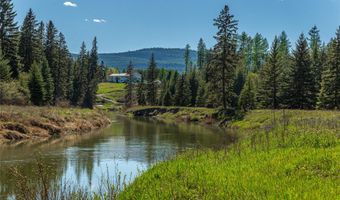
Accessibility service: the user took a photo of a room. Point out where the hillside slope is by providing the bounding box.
[96,48,197,71]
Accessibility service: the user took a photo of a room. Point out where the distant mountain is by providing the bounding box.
[90,48,196,72]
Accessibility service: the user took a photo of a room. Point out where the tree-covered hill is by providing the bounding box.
[75,48,197,71]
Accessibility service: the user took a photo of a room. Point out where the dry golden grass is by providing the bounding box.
[0,106,111,141]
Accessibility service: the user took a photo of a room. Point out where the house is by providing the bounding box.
[108,72,141,83]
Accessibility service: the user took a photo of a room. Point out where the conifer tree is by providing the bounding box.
[162,89,172,106]
[72,42,88,106]
[197,38,206,70]
[55,32,71,101]
[41,58,54,105]
[184,44,191,73]
[36,21,45,62]
[318,28,340,109]
[209,5,238,110]
[146,54,157,105]
[45,21,58,101]
[125,61,134,108]
[239,73,258,111]
[18,8,39,72]
[196,80,206,107]
[258,37,281,109]
[137,74,146,106]
[286,34,315,109]
[252,33,268,72]
[174,74,191,106]
[0,0,20,78]
[188,68,199,106]
[277,31,293,107]
[28,62,45,105]
[0,47,11,81]
[308,26,323,105]
[83,37,100,108]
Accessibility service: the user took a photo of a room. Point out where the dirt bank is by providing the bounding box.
[0,106,111,142]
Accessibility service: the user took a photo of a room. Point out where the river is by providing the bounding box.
[0,114,235,199]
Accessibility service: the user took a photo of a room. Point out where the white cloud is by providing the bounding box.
[93,19,107,23]
[63,1,77,7]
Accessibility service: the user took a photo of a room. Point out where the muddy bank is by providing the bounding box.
[127,106,226,125]
[0,106,111,142]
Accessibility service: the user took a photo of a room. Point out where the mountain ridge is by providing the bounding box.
[74,48,197,71]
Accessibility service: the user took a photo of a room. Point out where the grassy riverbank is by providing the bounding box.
[96,83,125,110]
[119,110,340,199]
[0,106,111,142]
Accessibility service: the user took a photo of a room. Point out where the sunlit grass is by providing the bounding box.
[119,109,340,200]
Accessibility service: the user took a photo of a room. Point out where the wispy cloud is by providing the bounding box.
[63,1,77,7]
[93,19,107,23]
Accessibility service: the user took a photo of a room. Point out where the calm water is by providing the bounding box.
[0,115,234,198]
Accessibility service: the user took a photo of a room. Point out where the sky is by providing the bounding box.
[12,0,340,53]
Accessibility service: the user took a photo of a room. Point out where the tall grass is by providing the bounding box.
[11,156,130,200]
[119,110,340,200]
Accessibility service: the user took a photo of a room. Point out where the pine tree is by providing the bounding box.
[162,89,172,106]
[287,34,315,109]
[196,80,206,107]
[83,37,100,108]
[0,0,20,78]
[252,33,268,72]
[0,47,11,81]
[237,32,252,72]
[188,68,199,106]
[174,74,191,106]
[55,32,71,101]
[184,44,191,73]
[36,21,45,62]
[28,62,45,105]
[146,54,157,105]
[72,42,88,106]
[239,73,258,111]
[318,28,340,109]
[277,31,293,107]
[125,61,134,108]
[41,58,54,105]
[209,5,238,110]
[18,8,39,72]
[137,74,146,106]
[308,25,322,106]
[197,38,206,70]
[45,21,58,101]
[258,37,281,109]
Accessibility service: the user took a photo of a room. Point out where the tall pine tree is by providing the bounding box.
[286,34,315,109]
[209,5,238,110]
[146,54,157,105]
[0,0,20,78]
[18,8,39,72]
[318,28,340,109]
[28,62,45,106]
[258,37,282,109]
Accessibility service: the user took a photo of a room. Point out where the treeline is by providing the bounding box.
[127,5,340,111]
[0,0,103,108]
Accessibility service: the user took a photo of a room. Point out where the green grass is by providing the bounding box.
[96,82,126,110]
[119,110,340,200]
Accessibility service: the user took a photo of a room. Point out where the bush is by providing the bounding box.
[0,81,30,105]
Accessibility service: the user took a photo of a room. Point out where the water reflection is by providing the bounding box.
[0,115,234,198]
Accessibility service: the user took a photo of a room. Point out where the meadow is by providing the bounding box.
[119,110,340,200]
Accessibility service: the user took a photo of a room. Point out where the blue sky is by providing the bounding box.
[12,0,340,53]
